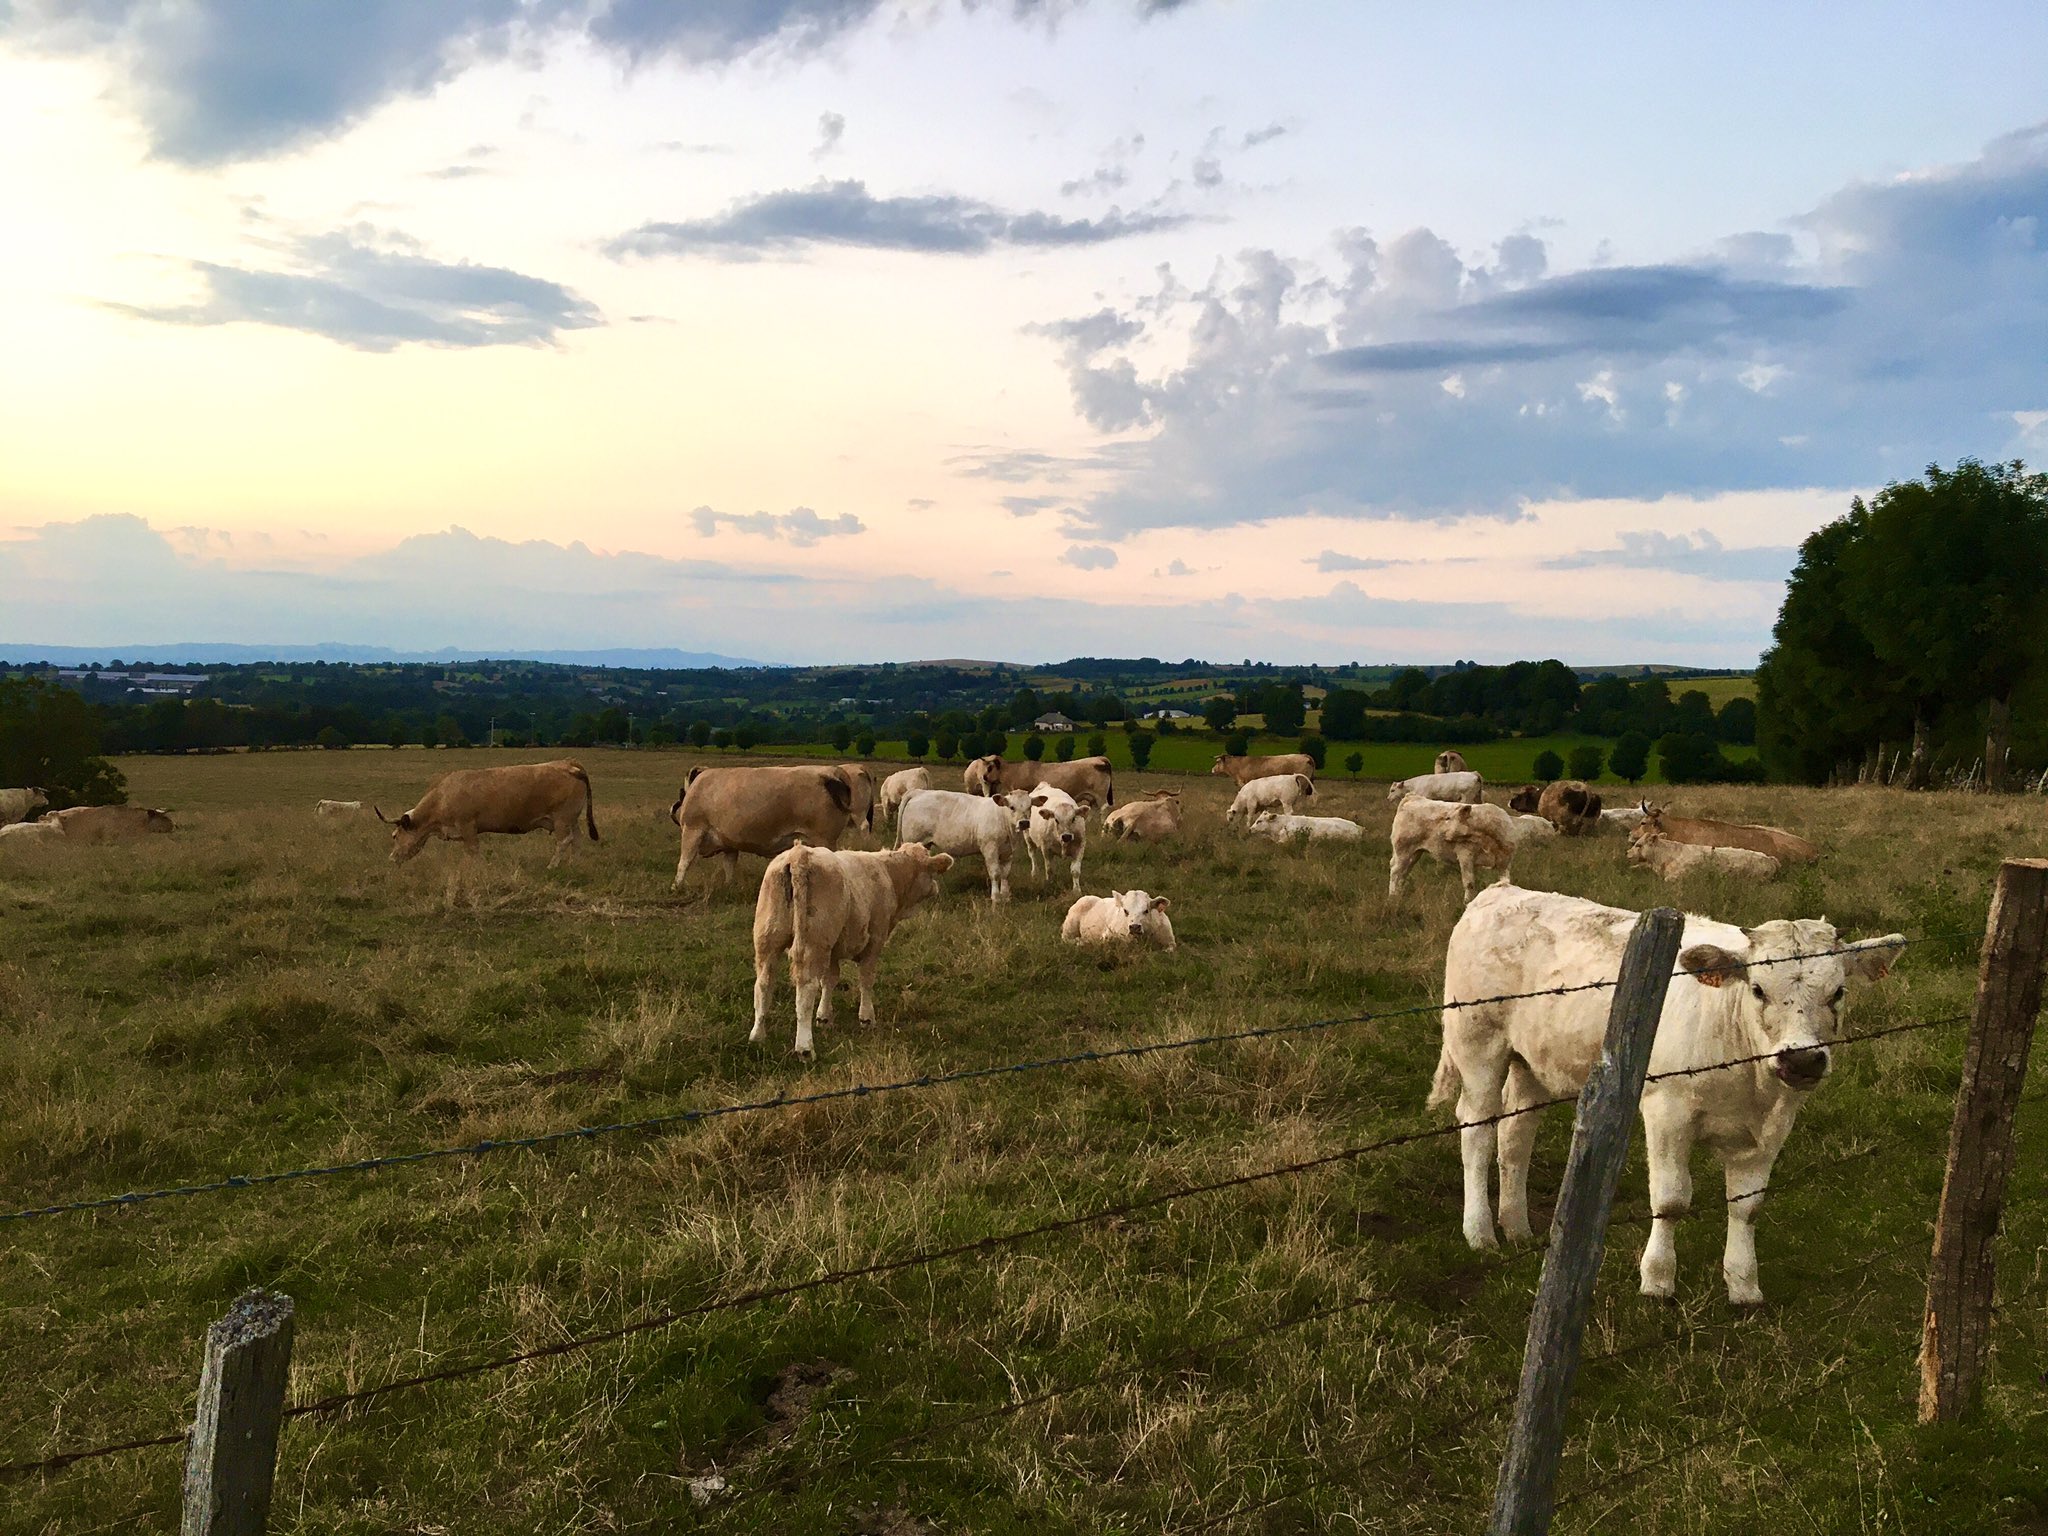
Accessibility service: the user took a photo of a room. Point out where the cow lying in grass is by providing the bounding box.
[1638,802,1820,864]
[1062,890,1175,950]
[1431,882,1904,1303]
[1627,827,1780,882]
[750,842,954,1058]
[1103,790,1182,842]
[1249,811,1365,843]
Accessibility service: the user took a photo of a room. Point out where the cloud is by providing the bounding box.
[1000,495,1060,516]
[1543,529,1796,582]
[1152,557,1217,577]
[813,110,845,157]
[101,228,602,351]
[1061,544,1118,570]
[0,1,1201,165]
[607,179,1191,260]
[1025,125,2048,537]
[688,505,865,545]
[1309,550,1396,572]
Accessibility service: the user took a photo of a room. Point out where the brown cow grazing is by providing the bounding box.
[671,764,862,889]
[45,805,175,842]
[1638,802,1821,865]
[750,842,954,1057]
[1509,781,1603,835]
[973,754,1115,810]
[1104,790,1182,841]
[378,761,596,865]
[1211,752,1317,787]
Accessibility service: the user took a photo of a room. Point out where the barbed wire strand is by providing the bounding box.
[0,932,1962,1229]
[0,1015,1963,1485]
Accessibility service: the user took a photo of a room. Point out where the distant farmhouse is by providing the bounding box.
[1142,707,1194,721]
[1033,711,1076,733]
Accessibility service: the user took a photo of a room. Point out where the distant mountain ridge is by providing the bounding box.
[0,642,768,669]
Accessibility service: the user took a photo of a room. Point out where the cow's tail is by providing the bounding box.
[788,845,818,956]
[566,762,600,841]
[1428,1039,1460,1109]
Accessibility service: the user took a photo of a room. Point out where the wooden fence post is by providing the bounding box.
[1487,907,1684,1536]
[1919,858,2048,1422]
[181,1290,294,1536]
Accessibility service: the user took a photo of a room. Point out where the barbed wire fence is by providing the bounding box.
[0,885,2039,1536]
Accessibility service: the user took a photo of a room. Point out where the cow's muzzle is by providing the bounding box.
[1060,834,1078,849]
[1773,1047,1830,1088]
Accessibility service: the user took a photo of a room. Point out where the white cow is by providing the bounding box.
[1388,798,1519,901]
[895,788,1027,901]
[877,767,933,828]
[1628,829,1780,882]
[0,788,49,826]
[0,820,63,844]
[316,799,364,817]
[1431,883,1904,1302]
[1386,770,1483,805]
[1509,813,1559,845]
[1062,889,1176,950]
[1226,773,1316,825]
[1600,805,1647,833]
[1022,785,1089,892]
[1248,810,1365,843]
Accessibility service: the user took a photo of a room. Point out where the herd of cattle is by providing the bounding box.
[2,746,1907,1302]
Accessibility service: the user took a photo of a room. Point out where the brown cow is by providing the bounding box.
[972,754,1114,810]
[378,760,596,865]
[1104,789,1182,841]
[1434,750,1469,775]
[750,842,954,1057]
[671,764,861,889]
[1211,752,1317,787]
[1509,781,1603,835]
[1638,802,1821,865]
[44,805,175,842]
[831,763,880,834]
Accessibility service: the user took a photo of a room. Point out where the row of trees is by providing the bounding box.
[1757,460,2048,788]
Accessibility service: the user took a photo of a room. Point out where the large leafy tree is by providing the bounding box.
[0,676,127,808]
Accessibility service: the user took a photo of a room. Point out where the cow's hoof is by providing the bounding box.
[1500,1216,1533,1244]
[1638,1276,1676,1300]
[1464,1224,1497,1252]
[1725,1278,1765,1307]
[793,1048,815,1062]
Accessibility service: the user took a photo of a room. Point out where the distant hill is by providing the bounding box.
[0,642,767,669]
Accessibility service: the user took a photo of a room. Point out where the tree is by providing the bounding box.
[1203,695,1238,734]
[1716,697,1757,745]
[1319,688,1369,740]
[856,732,876,757]
[935,730,959,761]
[1023,733,1046,761]
[1298,734,1327,769]
[316,725,348,751]
[0,676,127,808]
[1568,745,1605,782]
[829,723,853,753]
[419,722,440,749]
[687,721,712,748]
[1609,731,1651,785]
[1532,749,1565,782]
[1344,751,1364,779]
[1657,732,1726,784]
[906,731,930,759]
[985,731,1008,760]
[435,712,467,748]
[1086,732,1107,760]
[1055,734,1077,762]
[1260,683,1307,736]
[1226,729,1251,757]
[1128,729,1156,770]
[734,725,761,751]
[711,728,733,749]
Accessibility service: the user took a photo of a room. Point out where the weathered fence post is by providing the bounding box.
[1486,907,1684,1536]
[1919,858,2048,1422]
[182,1290,294,1536]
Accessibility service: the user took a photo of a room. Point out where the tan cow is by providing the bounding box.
[1637,802,1820,865]
[749,842,954,1057]
[378,760,596,865]
[1434,750,1469,775]
[1211,752,1317,787]
[671,764,861,889]
[974,754,1115,811]
[877,766,933,828]
[1063,889,1176,949]
[831,763,880,834]
[1103,790,1182,841]
[1388,798,1518,901]
[1508,781,1603,835]
[1627,827,1780,881]
[0,788,49,826]
[45,805,176,842]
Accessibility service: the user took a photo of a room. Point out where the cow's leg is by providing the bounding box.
[1637,1105,1696,1298]
[750,945,780,1045]
[719,851,740,886]
[1453,1035,1511,1250]
[548,825,575,868]
[1455,849,1479,902]
[1067,850,1083,893]
[1495,1056,1544,1243]
[792,964,824,1059]
[1720,1147,1777,1305]
[855,950,881,1027]
[1388,846,1419,899]
[673,827,705,890]
[990,852,1010,903]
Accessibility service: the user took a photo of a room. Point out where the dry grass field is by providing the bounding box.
[2,747,2044,1533]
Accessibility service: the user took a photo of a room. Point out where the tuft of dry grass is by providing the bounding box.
[0,747,2043,1533]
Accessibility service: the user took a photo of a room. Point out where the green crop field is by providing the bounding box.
[2,747,2043,1532]
[1674,674,1756,708]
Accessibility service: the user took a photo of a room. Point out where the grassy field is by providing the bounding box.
[2,747,2044,1533]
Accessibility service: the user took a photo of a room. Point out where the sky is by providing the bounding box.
[3,1,2046,667]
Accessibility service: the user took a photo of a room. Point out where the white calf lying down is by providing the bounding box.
[1227,773,1316,824]
[316,799,364,817]
[0,820,63,844]
[1386,770,1483,805]
[1432,882,1904,1302]
[750,842,953,1057]
[1062,889,1176,950]
[1023,785,1089,892]
[1249,810,1365,843]
[1628,828,1780,881]
[1509,813,1559,845]
[1600,805,1647,832]
[1388,798,1518,901]
[896,788,1026,901]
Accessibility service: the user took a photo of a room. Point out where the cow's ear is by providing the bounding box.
[1842,934,1907,985]
[1031,792,1049,807]
[1110,889,1123,900]
[1152,897,1170,912]
[930,852,955,872]
[1680,943,1746,986]
[396,813,414,830]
